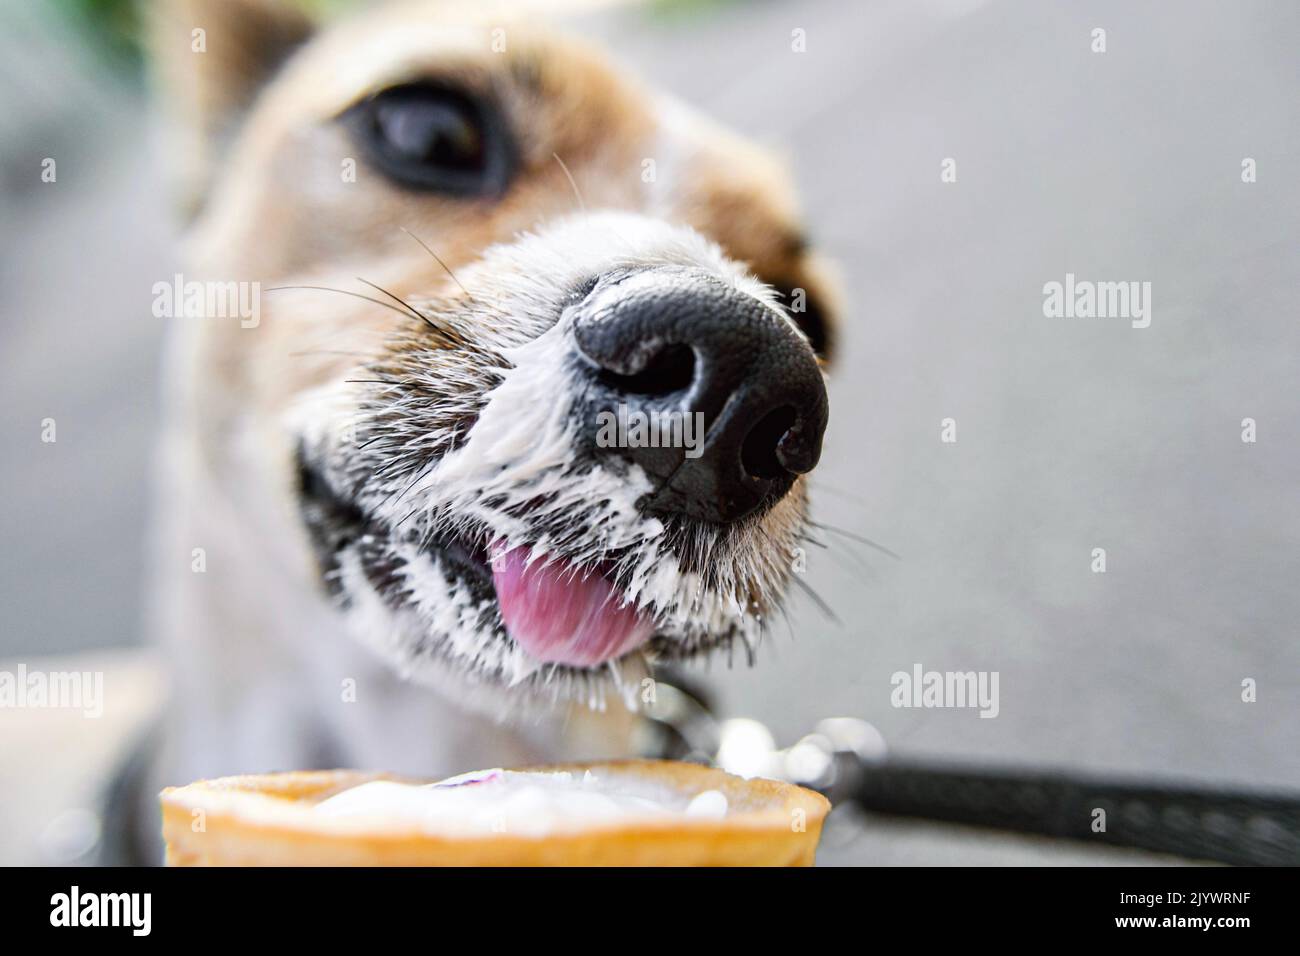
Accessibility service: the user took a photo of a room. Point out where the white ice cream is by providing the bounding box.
[314,768,729,836]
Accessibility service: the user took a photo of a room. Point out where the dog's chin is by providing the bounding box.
[296,455,768,717]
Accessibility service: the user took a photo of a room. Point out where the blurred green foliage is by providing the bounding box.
[54,0,142,68]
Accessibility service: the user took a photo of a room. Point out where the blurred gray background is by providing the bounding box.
[1,0,1297,864]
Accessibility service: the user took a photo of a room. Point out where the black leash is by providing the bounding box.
[827,753,1300,866]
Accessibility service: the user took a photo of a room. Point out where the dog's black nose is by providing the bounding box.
[572,267,828,524]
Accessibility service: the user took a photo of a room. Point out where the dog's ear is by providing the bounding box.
[147,0,315,220]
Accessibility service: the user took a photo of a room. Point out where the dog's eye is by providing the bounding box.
[345,84,514,196]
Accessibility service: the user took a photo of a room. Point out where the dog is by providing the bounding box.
[120,0,838,862]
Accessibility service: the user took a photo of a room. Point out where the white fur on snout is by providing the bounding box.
[413,322,661,555]
[323,212,813,703]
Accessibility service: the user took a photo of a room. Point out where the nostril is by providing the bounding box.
[741,406,798,480]
[596,343,696,397]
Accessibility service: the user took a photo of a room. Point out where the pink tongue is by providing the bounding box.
[491,544,654,667]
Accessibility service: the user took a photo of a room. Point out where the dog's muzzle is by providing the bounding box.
[297,247,831,680]
[570,267,829,525]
